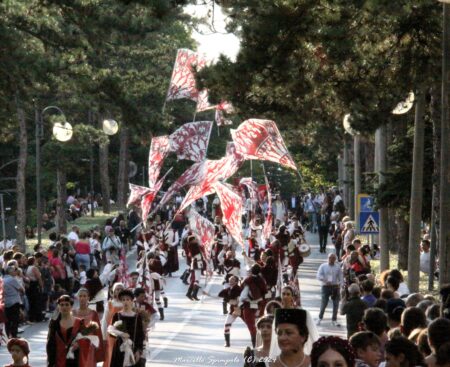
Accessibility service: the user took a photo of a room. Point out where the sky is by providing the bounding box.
[184,3,240,61]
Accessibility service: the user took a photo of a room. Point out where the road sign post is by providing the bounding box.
[357,194,380,237]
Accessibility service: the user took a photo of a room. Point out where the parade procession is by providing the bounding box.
[2,1,450,367]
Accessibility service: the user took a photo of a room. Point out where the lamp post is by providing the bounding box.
[35,105,72,245]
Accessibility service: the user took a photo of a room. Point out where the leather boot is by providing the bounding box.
[186,285,194,300]
[158,308,164,321]
[283,273,289,285]
[222,301,228,315]
[224,333,230,347]
[192,284,200,301]
[181,270,190,285]
[163,297,168,308]
[251,334,256,348]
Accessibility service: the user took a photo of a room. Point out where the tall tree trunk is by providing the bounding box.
[117,126,129,210]
[440,5,450,288]
[15,104,27,251]
[354,135,361,224]
[99,115,111,214]
[407,90,426,292]
[343,136,351,213]
[56,167,67,234]
[376,125,390,271]
[397,212,409,270]
[388,208,397,252]
[429,85,441,290]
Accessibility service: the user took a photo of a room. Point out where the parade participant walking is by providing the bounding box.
[218,275,242,347]
[237,264,267,347]
[46,295,85,367]
[148,252,166,320]
[318,208,331,253]
[72,288,104,363]
[163,224,179,277]
[102,226,123,265]
[5,338,31,367]
[101,282,124,367]
[108,289,145,367]
[316,253,343,326]
[185,235,205,301]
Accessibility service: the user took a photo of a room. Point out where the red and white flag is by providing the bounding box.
[0,277,4,325]
[155,161,205,212]
[262,176,273,242]
[137,256,153,303]
[188,208,216,261]
[231,119,297,170]
[148,136,170,188]
[117,248,129,287]
[196,90,215,112]
[169,121,213,162]
[141,171,170,224]
[166,49,208,101]
[213,182,245,248]
[215,109,233,127]
[127,184,152,208]
[177,146,244,213]
[239,177,258,201]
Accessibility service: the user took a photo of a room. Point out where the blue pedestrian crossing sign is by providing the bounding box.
[357,194,380,234]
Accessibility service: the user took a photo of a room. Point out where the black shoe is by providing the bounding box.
[186,285,194,300]
[192,285,200,301]
[224,333,230,347]
[158,308,164,321]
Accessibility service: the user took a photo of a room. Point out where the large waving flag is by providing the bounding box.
[196,90,216,112]
[231,119,297,170]
[141,170,171,223]
[169,121,213,162]
[214,182,245,248]
[127,184,152,207]
[188,208,216,262]
[239,177,258,201]
[166,49,208,101]
[148,136,170,188]
[176,144,244,213]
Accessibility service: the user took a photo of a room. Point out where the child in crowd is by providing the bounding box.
[361,280,377,307]
[350,331,383,367]
[5,338,31,367]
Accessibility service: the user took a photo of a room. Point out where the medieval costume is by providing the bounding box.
[218,280,242,347]
[163,227,179,276]
[149,254,166,320]
[72,308,104,364]
[109,312,145,367]
[239,264,267,347]
[186,236,204,301]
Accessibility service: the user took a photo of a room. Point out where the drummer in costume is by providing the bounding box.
[218,275,242,347]
[185,235,205,301]
[236,264,267,347]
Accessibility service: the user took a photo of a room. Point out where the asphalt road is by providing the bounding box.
[0,231,346,366]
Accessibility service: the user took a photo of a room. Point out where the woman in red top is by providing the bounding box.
[50,249,66,288]
[75,232,91,271]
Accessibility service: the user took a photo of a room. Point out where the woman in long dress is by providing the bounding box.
[109,289,145,367]
[244,315,274,367]
[46,295,87,367]
[72,288,104,364]
[102,282,124,367]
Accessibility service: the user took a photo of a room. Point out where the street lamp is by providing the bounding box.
[35,105,71,245]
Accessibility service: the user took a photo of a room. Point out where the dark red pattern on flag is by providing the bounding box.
[148,136,170,188]
[169,121,213,162]
[231,119,297,170]
[188,209,215,262]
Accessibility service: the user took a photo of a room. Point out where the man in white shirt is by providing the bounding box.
[316,253,343,326]
[420,239,431,274]
[67,225,80,245]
